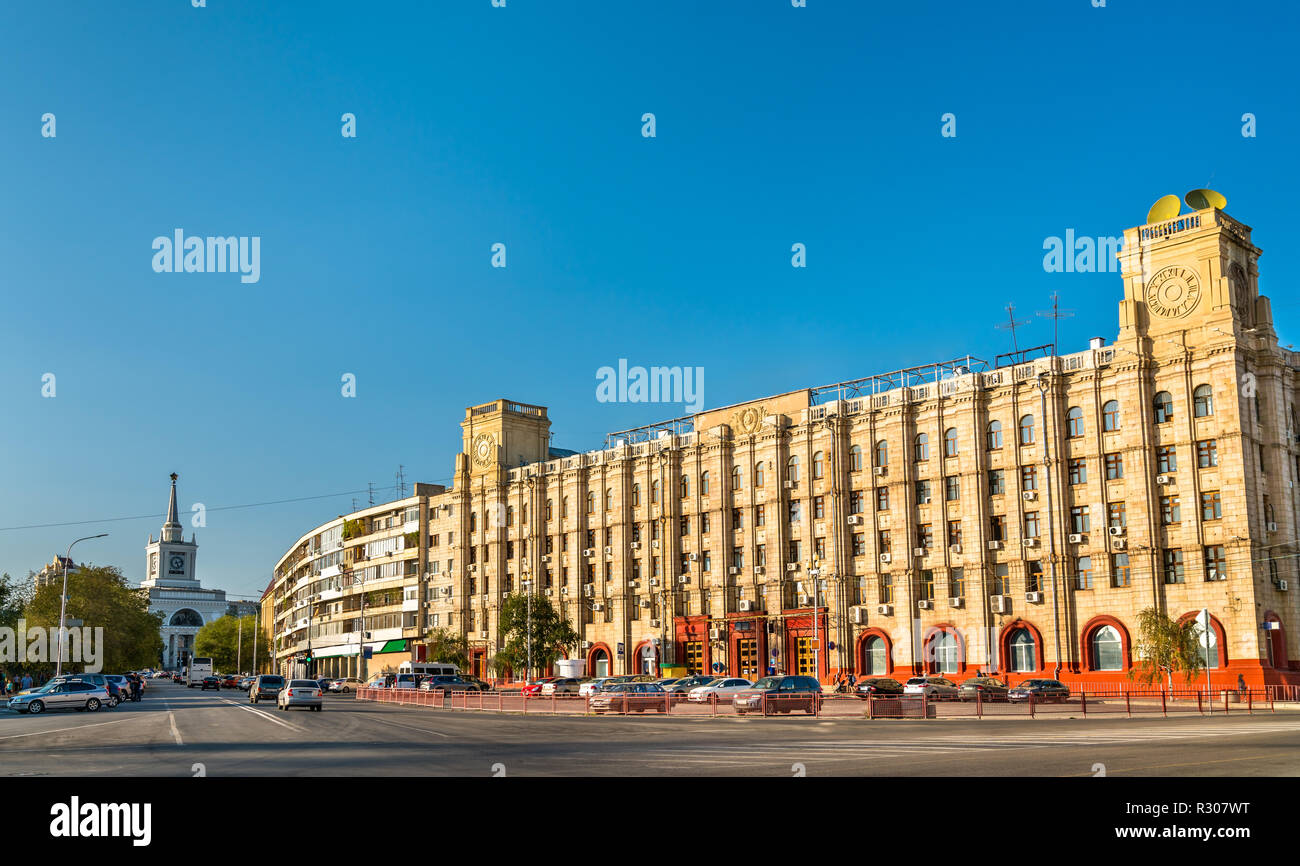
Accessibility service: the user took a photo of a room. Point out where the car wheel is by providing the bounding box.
[86,699,101,712]
[28,701,44,714]
[342,687,350,693]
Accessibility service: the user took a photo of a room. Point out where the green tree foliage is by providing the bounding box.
[0,573,33,630]
[495,592,579,679]
[1130,607,1206,688]
[194,615,267,673]
[425,627,469,670]
[22,565,163,674]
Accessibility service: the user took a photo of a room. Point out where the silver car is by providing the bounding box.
[9,681,110,714]
[277,679,323,711]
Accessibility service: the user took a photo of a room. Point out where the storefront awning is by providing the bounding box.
[377,639,408,654]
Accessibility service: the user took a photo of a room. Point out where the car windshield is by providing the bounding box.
[905,678,928,685]
[260,677,283,685]
[752,677,780,689]
[289,680,317,688]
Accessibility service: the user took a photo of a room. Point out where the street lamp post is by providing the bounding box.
[521,578,533,683]
[236,616,243,674]
[56,533,107,678]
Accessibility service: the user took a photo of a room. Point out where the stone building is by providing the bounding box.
[266,203,1299,688]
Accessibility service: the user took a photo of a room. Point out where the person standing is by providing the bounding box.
[20,673,32,691]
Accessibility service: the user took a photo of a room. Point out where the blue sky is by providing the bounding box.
[2,0,1298,599]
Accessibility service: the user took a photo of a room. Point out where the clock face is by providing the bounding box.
[1145,266,1202,319]
[168,555,185,574]
[472,433,493,467]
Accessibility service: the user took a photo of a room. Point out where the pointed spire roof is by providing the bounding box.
[162,472,183,542]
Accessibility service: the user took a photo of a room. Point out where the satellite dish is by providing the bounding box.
[1146,194,1181,224]
[1185,188,1227,211]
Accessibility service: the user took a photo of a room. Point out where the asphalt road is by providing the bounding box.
[3,681,1298,777]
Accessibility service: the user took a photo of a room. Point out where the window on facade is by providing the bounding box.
[1157,446,1177,473]
[811,453,824,480]
[1102,400,1120,431]
[875,440,888,468]
[701,471,711,496]
[1193,384,1214,418]
[1197,439,1218,468]
[880,574,894,605]
[878,530,892,553]
[1160,495,1181,526]
[787,456,801,483]
[986,420,1003,450]
[813,496,825,520]
[545,500,553,521]
[1108,502,1126,529]
[849,491,863,515]
[1201,491,1222,521]
[863,636,887,675]
[1024,511,1040,538]
[1070,505,1090,534]
[469,512,477,533]
[755,505,765,527]
[1163,549,1185,584]
[944,428,959,458]
[989,514,1005,541]
[1154,391,1174,424]
[632,484,640,507]
[949,568,965,597]
[916,524,934,549]
[876,488,889,511]
[988,469,1005,496]
[680,475,690,499]
[651,481,660,504]
[916,480,932,503]
[920,570,935,600]
[848,445,862,472]
[1198,625,1220,670]
[947,520,962,547]
[1111,553,1131,587]
[1009,629,1036,673]
[1021,465,1038,491]
[914,433,930,462]
[1074,556,1093,590]
[562,497,569,518]
[1019,415,1035,445]
[755,463,765,487]
[945,476,960,502]
[1105,452,1123,480]
[1205,545,1226,580]
[1066,406,1085,438]
[994,563,1011,595]
[932,631,960,674]
[1091,626,1122,670]
[852,533,866,557]
[605,489,613,512]
[588,492,596,514]
[732,465,743,490]
[1024,561,1041,594]
[1068,458,1087,485]
[732,507,743,529]
[788,500,802,524]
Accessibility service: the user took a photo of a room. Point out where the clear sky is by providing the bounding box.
[2,0,1298,600]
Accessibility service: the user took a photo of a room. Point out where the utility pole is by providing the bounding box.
[56,534,107,678]
[236,616,243,674]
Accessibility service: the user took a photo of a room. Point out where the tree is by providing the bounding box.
[194,615,266,673]
[425,627,469,670]
[22,565,163,675]
[495,592,579,679]
[1130,607,1206,688]
[0,573,33,630]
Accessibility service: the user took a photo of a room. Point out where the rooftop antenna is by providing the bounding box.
[1037,292,1075,356]
[995,303,1032,354]
[396,464,406,499]
[368,482,375,506]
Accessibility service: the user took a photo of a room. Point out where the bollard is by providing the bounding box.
[976,688,982,720]
[1161,689,1167,718]
[1081,691,1087,717]
[1029,692,1035,719]
[1125,690,1131,718]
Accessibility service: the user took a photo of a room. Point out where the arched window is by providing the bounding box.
[1102,400,1120,431]
[943,428,959,458]
[1193,384,1214,418]
[1066,406,1085,438]
[506,505,514,526]
[932,631,959,674]
[701,471,711,495]
[1019,415,1035,445]
[1197,622,1221,670]
[849,445,863,472]
[587,492,596,514]
[812,452,825,479]
[787,455,801,483]
[545,499,554,521]
[1091,625,1122,671]
[731,465,743,490]
[605,489,613,511]
[875,440,888,468]
[679,475,690,499]
[914,433,930,462]
[561,497,569,518]
[986,420,1003,451]
[1009,628,1036,673]
[651,481,660,504]
[755,463,765,487]
[631,484,641,507]
[469,512,477,533]
[1153,391,1174,424]
[862,635,887,675]
[169,609,204,628]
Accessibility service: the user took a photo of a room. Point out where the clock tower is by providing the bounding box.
[144,473,200,588]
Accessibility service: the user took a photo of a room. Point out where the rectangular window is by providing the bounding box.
[947,520,962,547]
[1163,548,1185,584]
[1104,452,1123,480]
[732,508,743,529]
[701,513,711,534]
[915,480,932,504]
[755,506,765,527]
[1074,556,1093,590]
[1068,458,1087,485]
[1160,495,1181,526]
[852,533,866,557]
[1157,445,1177,473]
[1204,545,1226,580]
[813,538,825,561]
[920,570,935,600]
[788,500,802,524]
[994,563,1011,596]
[988,469,1005,496]
[1108,501,1127,529]
[756,544,767,567]
[880,574,894,605]
[813,496,825,520]
[990,514,1006,541]
[1021,466,1038,491]
[916,524,933,548]
[1201,491,1222,521]
[849,491,863,515]
[876,488,890,511]
[945,476,960,502]
[1024,511,1040,538]
[1112,553,1131,587]
[1197,439,1218,468]
[878,530,891,553]
[1070,505,1090,534]
[949,567,965,598]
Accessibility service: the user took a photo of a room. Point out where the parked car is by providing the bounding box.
[103,675,131,707]
[959,676,1009,702]
[329,677,365,693]
[53,674,124,707]
[734,676,823,714]
[315,678,334,693]
[200,676,221,691]
[579,677,616,697]
[589,682,667,714]
[221,674,240,689]
[853,677,905,699]
[541,677,590,696]
[903,676,960,700]
[249,675,284,704]
[687,678,753,703]
[418,675,479,693]
[662,675,716,695]
[9,681,110,714]
[277,679,324,711]
[459,676,492,692]
[172,673,184,684]
[1008,679,1070,703]
[237,676,256,691]
[520,677,562,696]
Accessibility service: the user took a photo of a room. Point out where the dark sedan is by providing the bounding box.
[200,676,221,692]
[1008,679,1070,703]
[854,677,905,699]
[589,682,667,714]
[661,675,717,695]
[958,676,1009,702]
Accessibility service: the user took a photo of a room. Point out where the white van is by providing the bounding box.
[396,661,458,687]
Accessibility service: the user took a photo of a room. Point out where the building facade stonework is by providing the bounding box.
[266,204,1300,688]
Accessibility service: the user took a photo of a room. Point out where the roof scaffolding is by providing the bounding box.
[808,354,991,405]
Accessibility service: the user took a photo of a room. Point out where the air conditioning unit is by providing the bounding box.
[639,599,651,608]
[949,544,962,554]
[583,548,595,558]
[873,466,887,476]
[629,580,640,589]
[649,577,660,586]
[850,606,868,624]
[877,604,894,616]
[729,566,741,575]
[1068,533,1085,544]
[709,628,724,640]
[734,600,752,612]
[544,588,554,596]
[1026,591,1044,604]
[879,553,892,563]
[652,540,661,549]
[1022,490,1037,501]
[1267,522,1279,533]
[1108,526,1125,537]
[990,595,1009,613]
[1112,538,1127,550]
[479,630,489,639]
[798,595,814,606]
[1156,474,1174,485]
[847,515,863,525]
[561,587,569,595]
[918,599,933,610]
[583,585,595,597]
[441,586,452,597]
[650,619,661,627]
[630,541,642,550]
[580,640,592,650]
[913,547,928,557]
[541,554,551,563]
[591,602,604,611]
[753,566,765,575]
[1279,580,1290,591]
[604,546,613,556]
[677,575,690,584]
[786,562,799,571]
[988,540,1003,551]
[784,480,796,489]
[948,597,964,608]
[919,497,931,505]
[1023,538,1040,548]
[689,553,700,562]
[468,563,477,572]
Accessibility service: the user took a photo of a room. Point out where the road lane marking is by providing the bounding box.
[167,707,182,746]
[344,711,451,739]
[237,705,306,732]
[0,717,137,742]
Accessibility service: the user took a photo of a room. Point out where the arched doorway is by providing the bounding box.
[588,645,611,678]
[633,641,659,676]
[856,629,892,676]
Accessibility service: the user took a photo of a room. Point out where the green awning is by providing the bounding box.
[377,639,408,654]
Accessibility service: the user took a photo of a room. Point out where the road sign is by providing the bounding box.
[712,662,723,673]
[362,647,372,659]
[617,642,625,656]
